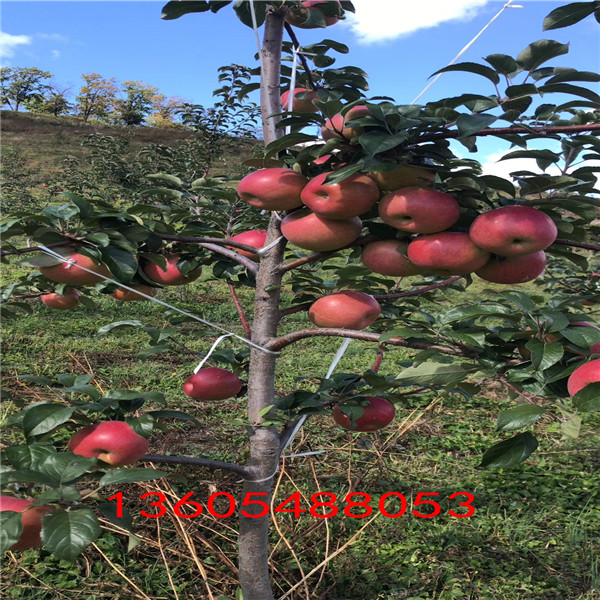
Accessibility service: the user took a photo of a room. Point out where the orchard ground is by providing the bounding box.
[1,260,598,600]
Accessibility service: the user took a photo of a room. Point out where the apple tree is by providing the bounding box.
[1,1,599,599]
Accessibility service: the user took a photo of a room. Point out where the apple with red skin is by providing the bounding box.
[281,209,362,251]
[333,397,395,432]
[408,232,491,275]
[68,421,149,466]
[469,205,558,256]
[567,359,600,396]
[39,252,112,286]
[368,164,435,191]
[475,251,546,284]
[378,187,460,234]
[361,240,426,277]
[321,105,370,141]
[281,88,319,113]
[41,289,81,310]
[0,496,53,551]
[309,290,381,330]
[183,367,243,401]
[229,230,268,260]
[143,254,202,286]
[237,168,307,211]
[301,171,380,219]
[112,285,157,302]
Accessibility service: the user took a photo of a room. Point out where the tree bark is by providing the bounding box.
[237,7,285,600]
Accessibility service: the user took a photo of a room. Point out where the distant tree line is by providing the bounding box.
[0,65,260,132]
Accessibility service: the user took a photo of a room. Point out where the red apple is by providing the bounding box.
[361,240,426,277]
[321,105,370,141]
[281,209,363,251]
[567,359,600,396]
[378,187,460,234]
[112,285,157,302]
[229,230,268,260]
[475,251,546,284]
[332,397,395,431]
[281,88,319,113]
[368,164,435,191]
[308,290,381,329]
[41,289,81,310]
[183,367,243,401]
[301,172,380,219]
[237,168,307,211]
[569,322,600,355]
[407,232,491,275]
[68,421,149,466]
[39,252,112,286]
[0,496,53,551]
[143,254,202,286]
[469,205,558,256]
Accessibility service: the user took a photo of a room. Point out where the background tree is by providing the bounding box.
[115,80,160,126]
[1,2,599,600]
[146,93,187,127]
[0,67,52,112]
[75,73,118,122]
[25,83,72,116]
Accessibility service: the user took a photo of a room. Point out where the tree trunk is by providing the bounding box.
[238,7,285,600]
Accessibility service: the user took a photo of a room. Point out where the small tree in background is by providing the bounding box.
[1,2,599,600]
[25,82,72,116]
[0,67,52,112]
[75,73,119,122]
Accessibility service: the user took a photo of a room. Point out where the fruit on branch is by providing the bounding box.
[569,322,600,355]
[360,240,426,277]
[0,496,53,551]
[111,285,158,302]
[237,168,307,211]
[281,209,362,251]
[285,0,342,28]
[332,397,395,431]
[39,252,112,286]
[567,359,600,396]
[368,164,435,191]
[378,187,460,233]
[308,290,381,329]
[183,367,243,401]
[301,171,380,219]
[475,251,546,284]
[407,232,491,275]
[469,205,558,256]
[229,230,268,260]
[321,105,370,141]
[143,254,202,286]
[68,421,149,466]
[41,289,81,310]
[280,88,319,113]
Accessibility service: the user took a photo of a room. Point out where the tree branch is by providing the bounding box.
[552,239,600,252]
[228,282,252,338]
[375,276,464,299]
[267,328,477,357]
[1,241,79,257]
[416,122,600,144]
[283,23,316,91]
[143,454,251,478]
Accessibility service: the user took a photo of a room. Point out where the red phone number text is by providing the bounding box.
[108,491,475,519]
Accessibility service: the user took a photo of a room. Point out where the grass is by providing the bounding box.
[1,256,599,600]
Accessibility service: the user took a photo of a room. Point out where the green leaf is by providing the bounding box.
[394,362,479,386]
[0,511,23,553]
[516,40,570,72]
[431,62,500,84]
[22,404,75,438]
[543,2,600,30]
[98,502,134,533]
[99,246,138,283]
[161,0,210,20]
[500,291,536,313]
[37,454,98,484]
[561,327,600,348]
[530,341,564,371]
[456,114,497,138]
[97,320,144,336]
[1,469,58,486]
[41,509,101,560]
[496,405,546,432]
[264,133,316,159]
[5,443,56,470]
[358,131,408,155]
[60,192,94,219]
[233,0,266,28]
[561,415,582,439]
[538,82,600,104]
[439,304,514,325]
[479,432,539,468]
[572,383,600,412]
[98,468,166,488]
[484,53,520,77]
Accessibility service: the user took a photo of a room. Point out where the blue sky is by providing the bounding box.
[2,1,599,176]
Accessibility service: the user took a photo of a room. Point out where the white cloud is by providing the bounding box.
[346,0,490,44]
[51,50,61,59]
[37,33,69,42]
[0,32,32,59]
